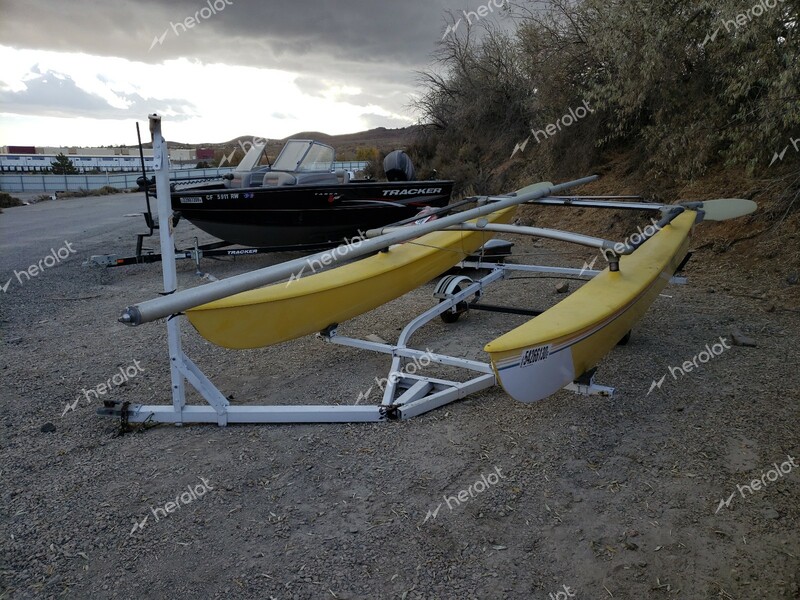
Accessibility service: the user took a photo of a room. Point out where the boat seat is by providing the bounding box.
[262,172,297,186]
[335,170,351,184]
[237,168,269,187]
[296,172,340,185]
[262,171,340,187]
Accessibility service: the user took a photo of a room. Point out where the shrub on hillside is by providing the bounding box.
[416,0,799,195]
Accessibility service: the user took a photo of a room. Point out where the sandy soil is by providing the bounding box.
[1,192,798,600]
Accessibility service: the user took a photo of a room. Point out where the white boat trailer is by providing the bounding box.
[102,259,624,427]
[102,115,688,428]
[321,263,620,423]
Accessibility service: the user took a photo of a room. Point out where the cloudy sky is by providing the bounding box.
[0,0,513,146]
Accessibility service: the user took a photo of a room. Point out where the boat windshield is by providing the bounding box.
[236,142,269,172]
[272,140,335,173]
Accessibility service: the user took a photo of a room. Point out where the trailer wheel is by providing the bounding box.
[435,276,475,324]
[440,284,469,323]
[440,303,464,323]
[617,330,632,346]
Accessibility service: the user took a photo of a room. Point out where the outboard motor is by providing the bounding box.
[383,150,416,182]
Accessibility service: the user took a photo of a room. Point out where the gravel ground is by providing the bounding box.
[1,194,798,599]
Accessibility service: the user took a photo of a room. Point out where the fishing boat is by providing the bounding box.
[171,139,454,249]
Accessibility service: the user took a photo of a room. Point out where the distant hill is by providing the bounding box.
[178,126,420,160]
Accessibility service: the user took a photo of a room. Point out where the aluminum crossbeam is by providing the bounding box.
[460,260,688,284]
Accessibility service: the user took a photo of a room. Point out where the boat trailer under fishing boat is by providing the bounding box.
[102,115,757,426]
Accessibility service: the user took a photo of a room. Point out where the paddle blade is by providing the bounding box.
[513,181,553,197]
[696,198,757,221]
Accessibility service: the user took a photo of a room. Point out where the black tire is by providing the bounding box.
[440,284,468,323]
[617,330,632,346]
[440,304,462,323]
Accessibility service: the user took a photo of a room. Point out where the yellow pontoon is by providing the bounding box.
[186,207,517,348]
[486,210,696,403]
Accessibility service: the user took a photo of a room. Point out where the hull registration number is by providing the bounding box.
[520,345,550,368]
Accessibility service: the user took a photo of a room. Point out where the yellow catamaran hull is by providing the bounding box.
[485,210,696,403]
[186,207,517,349]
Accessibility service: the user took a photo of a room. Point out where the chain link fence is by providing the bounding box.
[0,162,368,193]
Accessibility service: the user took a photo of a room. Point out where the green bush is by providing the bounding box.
[416,0,799,194]
[57,186,123,199]
[0,192,24,210]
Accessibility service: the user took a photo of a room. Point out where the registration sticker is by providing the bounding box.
[181,197,203,204]
[520,345,551,368]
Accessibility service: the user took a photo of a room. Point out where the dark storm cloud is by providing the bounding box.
[0,70,196,120]
[0,0,513,124]
[0,0,477,69]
